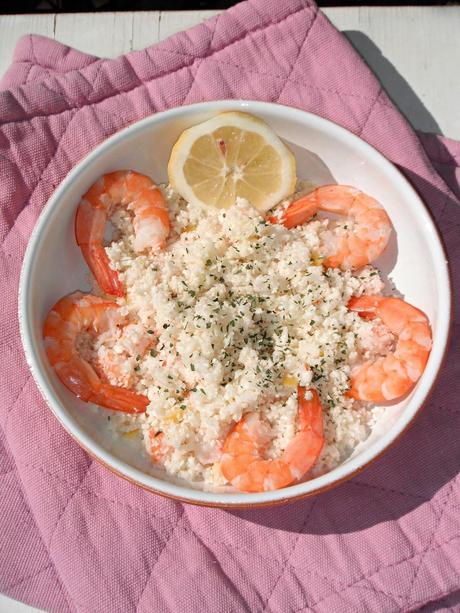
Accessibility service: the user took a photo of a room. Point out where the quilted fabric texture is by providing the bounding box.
[1,0,459,611]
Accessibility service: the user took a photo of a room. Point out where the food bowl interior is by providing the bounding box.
[20,101,450,506]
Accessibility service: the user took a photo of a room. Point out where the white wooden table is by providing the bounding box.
[0,7,458,613]
[1,7,459,138]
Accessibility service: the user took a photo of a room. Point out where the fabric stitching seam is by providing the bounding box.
[134,508,185,612]
[6,459,75,612]
[0,108,77,248]
[7,57,99,75]
[48,460,93,549]
[403,478,457,605]
[207,12,220,54]
[276,7,318,104]
[1,57,394,129]
[23,63,34,85]
[6,374,32,415]
[3,376,33,437]
[16,459,458,592]
[10,461,344,587]
[359,87,382,137]
[2,562,54,594]
[292,534,460,612]
[263,499,318,611]
[0,5,402,129]
[0,3,309,126]
[349,480,429,503]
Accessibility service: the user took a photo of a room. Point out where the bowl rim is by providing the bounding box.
[18,99,452,507]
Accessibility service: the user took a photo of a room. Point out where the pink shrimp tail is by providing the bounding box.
[283,387,324,479]
[93,384,149,413]
[268,193,319,228]
[79,243,124,297]
[347,295,383,319]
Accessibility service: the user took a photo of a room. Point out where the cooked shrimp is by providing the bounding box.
[75,170,170,296]
[43,292,149,413]
[221,387,324,492]
[348,295,432,402]
[148,430,172,464]
[269,185,392,270]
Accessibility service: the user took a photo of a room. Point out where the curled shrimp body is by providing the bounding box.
[221,387,324,492]
[76,170,170,296]
[269,185,392,270]
[43,292,149,413]
[348,295,432,402]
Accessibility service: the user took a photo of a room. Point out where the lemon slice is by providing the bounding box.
[167,111,296,212]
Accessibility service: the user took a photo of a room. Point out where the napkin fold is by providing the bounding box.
[1,1,459,611]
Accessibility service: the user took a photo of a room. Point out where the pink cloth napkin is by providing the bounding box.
[1,1,459,611]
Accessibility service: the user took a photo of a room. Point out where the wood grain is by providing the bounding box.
[0,8,459,137]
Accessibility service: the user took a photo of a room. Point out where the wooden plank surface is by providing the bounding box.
[0,596,42,613]
[329,6,460,137]
[0,8,459,137]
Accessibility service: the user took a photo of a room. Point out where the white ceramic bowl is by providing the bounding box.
[19,100,451,507]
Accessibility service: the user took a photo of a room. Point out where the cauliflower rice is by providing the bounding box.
[95,188,388,490]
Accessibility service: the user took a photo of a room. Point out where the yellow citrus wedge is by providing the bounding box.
[167,111,297,212]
